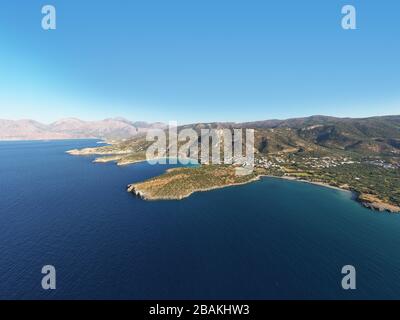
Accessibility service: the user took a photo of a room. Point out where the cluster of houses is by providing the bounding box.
[255,155,359,170]
[254,153,400,173]
[365,159,400,169]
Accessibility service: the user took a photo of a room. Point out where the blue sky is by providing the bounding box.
[0,0,399,124]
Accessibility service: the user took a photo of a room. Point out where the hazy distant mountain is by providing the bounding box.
[0,118,166,140]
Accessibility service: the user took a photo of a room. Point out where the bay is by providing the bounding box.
[0,140,399,299]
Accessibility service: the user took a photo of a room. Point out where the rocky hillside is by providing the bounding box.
[175,115,400,157]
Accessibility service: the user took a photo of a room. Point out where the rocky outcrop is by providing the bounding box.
[127,184,148,200]
[358,193,400,213]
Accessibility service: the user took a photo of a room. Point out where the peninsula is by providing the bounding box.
[67,115,400,213]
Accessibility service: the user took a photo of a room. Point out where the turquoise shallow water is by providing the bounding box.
[0,140,400,299]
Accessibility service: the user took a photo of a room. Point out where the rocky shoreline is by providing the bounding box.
[127,173,400,213]
[357,193,400,213]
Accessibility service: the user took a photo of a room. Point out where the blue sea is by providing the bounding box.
[1,139,400,299]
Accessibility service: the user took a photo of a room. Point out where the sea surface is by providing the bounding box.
[1,140,400,299]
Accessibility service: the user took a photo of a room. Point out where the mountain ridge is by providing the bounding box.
[0,118,167,140]
[1,115,400,150]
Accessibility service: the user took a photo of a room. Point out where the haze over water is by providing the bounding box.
[1,140,400,299]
